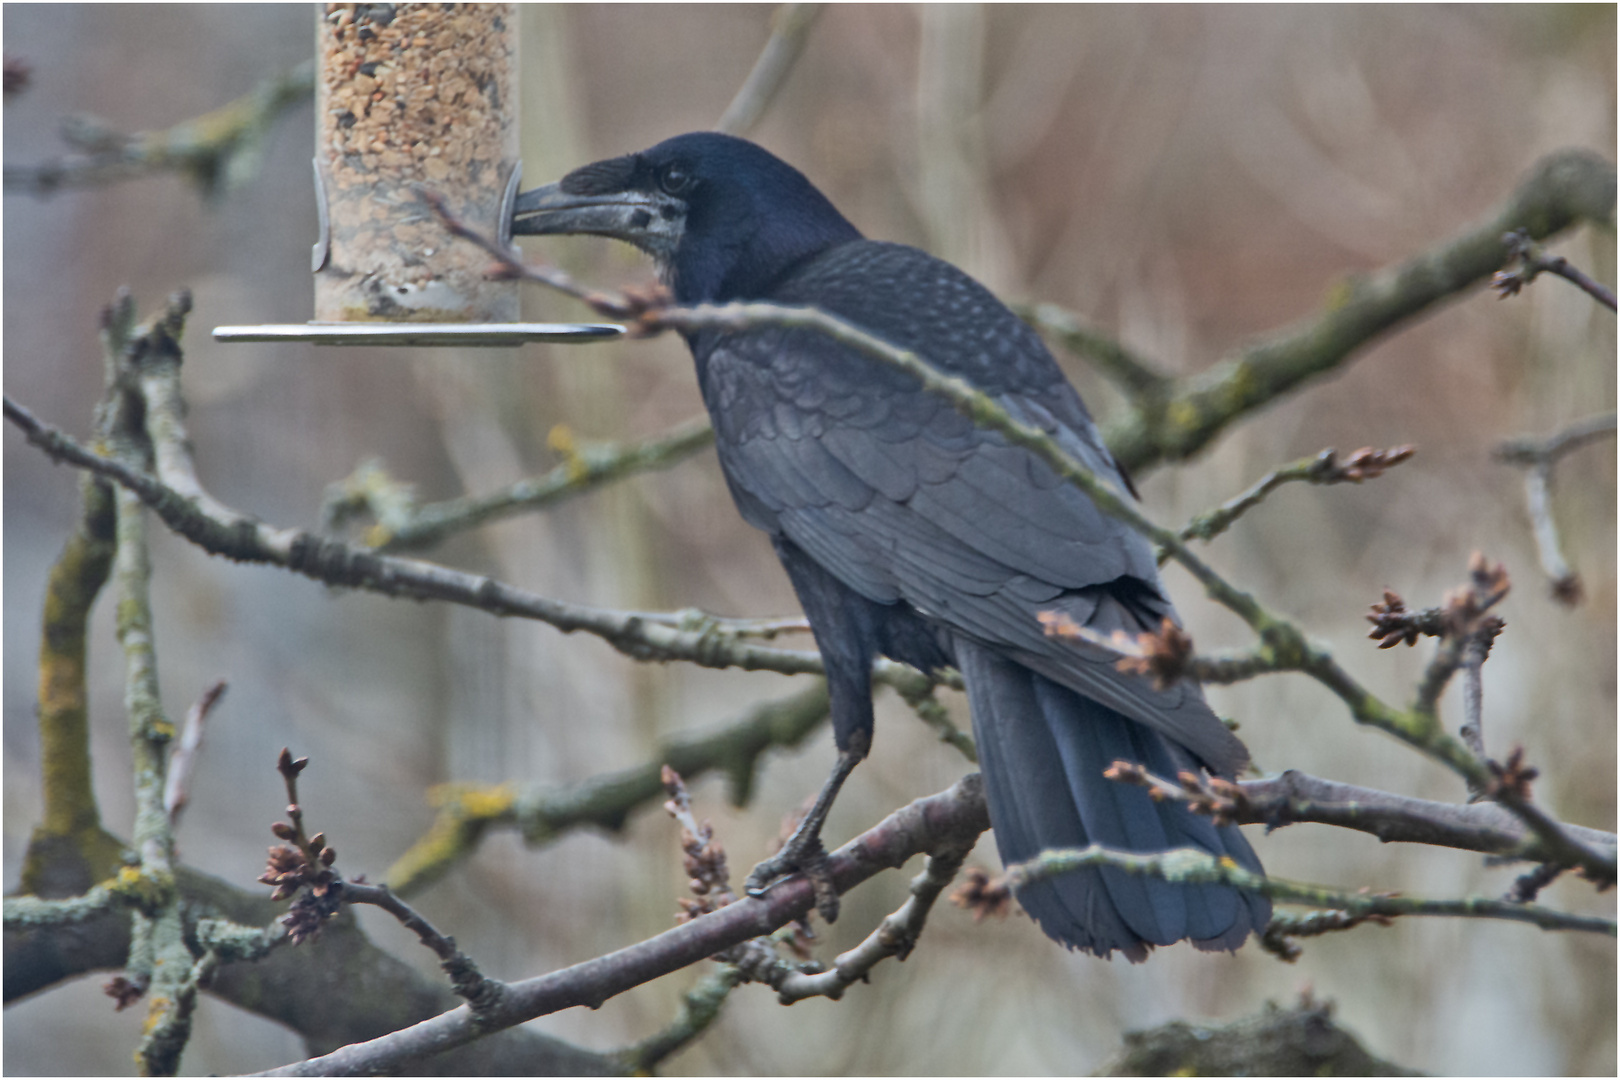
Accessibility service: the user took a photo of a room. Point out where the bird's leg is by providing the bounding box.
[746,747,863,922]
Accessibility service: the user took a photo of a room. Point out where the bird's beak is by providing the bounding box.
[510,182,662,240]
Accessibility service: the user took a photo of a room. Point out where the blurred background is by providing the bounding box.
[4,4,1614,1074]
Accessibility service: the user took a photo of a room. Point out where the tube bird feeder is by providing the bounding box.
[215,3,617,347]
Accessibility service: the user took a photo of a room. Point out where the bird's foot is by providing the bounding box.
[746,833,840,924]
[744,747,862,923]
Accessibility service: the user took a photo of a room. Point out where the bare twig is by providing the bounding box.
[163,678,227,825]
[1508,862,1565,905]
[1260,908,1392,961]
[261,750,501,1013]
[1490,770,1615,890]
[1457,636,1488,763]
[717,4,822,136]
[342,882,505,1015]
[1496,412,1619,468]
[1103,767,1615,867]
[421,187,656,317]
[1493,228,1618,311]
[1413,554,1509,720]
[1172,446,1415,557]
[1038,610,1278,691]
[664,766,742,917]
[262,752,509,1015]
[4,53,31,98]
[1496,412,1617,605]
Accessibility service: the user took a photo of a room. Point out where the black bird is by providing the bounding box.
[512,132,1269,959]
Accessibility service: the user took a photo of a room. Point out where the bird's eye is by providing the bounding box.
[659,166,692,195]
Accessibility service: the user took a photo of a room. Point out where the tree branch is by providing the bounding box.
[324,415,715,554]
[1171,445,1414,556]
[610,965,741,1074]
[18,266,1613,884]
[771,842,973,1003]
[1100,149,1616,473]
[4,59,314,197]
[163,678,227,826]
[1230,771,1615,862]
[255,775,993,1076]
[716,4,822,137]
[1493,227,1618,310]
[1004,845,1615,937]
[1016,301,1171,400]
[3,393,832,680]
[384,682,830,895]
[1495,412,1618,604]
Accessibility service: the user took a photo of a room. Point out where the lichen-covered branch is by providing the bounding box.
[20,299,136,897]
[1259,909,1396,962]
[385,682,831,895]
[4,849,618,1074]
[1004,845,1615,937]
[28,469,118,867]
[105,295,201,1076]
[1100,149,1615,473]
[324,415,715,554]
[771,842,974,1003]
[5,59,314,197]
[611,965,741,1074]
[880,660,976,761]
[1097,996,1420,1076]
[3,393,834,679]
[1016,301,1171,400]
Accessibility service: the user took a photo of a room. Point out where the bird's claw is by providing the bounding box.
[746,838,840,923]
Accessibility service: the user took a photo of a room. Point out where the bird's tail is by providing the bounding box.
[955,638,1270,960]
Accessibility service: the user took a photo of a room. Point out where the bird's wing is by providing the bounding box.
[700,252,1246,773]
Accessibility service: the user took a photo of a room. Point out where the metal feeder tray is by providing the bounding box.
[212,323,624,347]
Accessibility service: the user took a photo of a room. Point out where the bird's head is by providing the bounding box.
[511,132,861,304]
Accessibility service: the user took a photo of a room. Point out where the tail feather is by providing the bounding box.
[957,638,1270,960]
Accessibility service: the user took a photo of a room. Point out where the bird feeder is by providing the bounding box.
[215,3,617,347]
